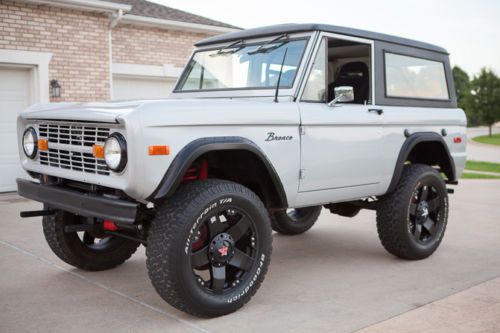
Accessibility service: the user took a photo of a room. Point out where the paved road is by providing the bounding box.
[1,180,500,333]
[359,276,500,333]
[467,126,500,163]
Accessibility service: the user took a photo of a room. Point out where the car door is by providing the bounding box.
[298,34,384,197]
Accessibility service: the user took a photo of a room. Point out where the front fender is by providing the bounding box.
[146,136,288,207]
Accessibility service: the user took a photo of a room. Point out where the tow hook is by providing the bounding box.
[20,209,55,218]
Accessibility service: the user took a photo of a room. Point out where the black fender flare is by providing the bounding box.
[386,132,456,193]
[146,136,288,207]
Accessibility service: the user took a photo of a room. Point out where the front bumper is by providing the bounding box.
[17,179,138,224]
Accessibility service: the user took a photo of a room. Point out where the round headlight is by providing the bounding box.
[104,133,127,172]
[23,127,38,159]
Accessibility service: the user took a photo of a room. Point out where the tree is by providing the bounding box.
[452,66,477,125]
[470,68,500,136]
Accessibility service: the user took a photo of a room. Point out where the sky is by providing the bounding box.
[150,0,500,77]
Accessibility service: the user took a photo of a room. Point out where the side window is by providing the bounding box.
[302,38,327,102]
[385,53,449,100]
[302,36,372,104]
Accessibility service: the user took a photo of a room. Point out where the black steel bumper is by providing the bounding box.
[16,178,138,224]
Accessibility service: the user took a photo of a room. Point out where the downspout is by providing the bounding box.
[108,9,123,100]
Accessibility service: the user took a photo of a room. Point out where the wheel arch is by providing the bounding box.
[147,136,288,208]
[386,132,456,193]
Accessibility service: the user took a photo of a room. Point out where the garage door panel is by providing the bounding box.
[0,67,31,192]
[112,76,176,100]
[0,160,27,192]
[0,131,21,156]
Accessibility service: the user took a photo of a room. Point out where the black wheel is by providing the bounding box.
[270,206,322,235]
[146,180,272,317]
[377,164,448,260]
[42,210,140,271]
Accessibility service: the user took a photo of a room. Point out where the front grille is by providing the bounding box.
[38,122,112,176]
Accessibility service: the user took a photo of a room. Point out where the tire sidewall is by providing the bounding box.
[400,170,449,255]
[42,210,139,270]
[170,189,272,312]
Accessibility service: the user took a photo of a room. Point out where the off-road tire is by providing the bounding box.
[146,179,272,317]
[376,164,448,260]
[270,206,322,235]
[42,210,140,271]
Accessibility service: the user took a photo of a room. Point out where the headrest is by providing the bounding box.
[338,62,368,78]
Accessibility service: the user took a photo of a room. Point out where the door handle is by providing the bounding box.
[368,108,384,115]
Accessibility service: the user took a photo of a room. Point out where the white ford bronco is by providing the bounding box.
[17,23,466,317]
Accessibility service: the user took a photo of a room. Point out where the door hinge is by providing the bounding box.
[299,169,305,179]
[299,126,305,135]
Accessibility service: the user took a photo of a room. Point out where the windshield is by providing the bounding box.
[175,38,308,92]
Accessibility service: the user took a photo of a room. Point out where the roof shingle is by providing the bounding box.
[107,0,239,29]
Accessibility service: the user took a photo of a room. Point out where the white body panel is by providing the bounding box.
[379,106,467,185]
[16,30,467,208]
[18,98,303,205]
[298,103,383,194]
[18,97,467,206]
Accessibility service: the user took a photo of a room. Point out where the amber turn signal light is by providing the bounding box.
[92,144,105,158]
[38,138,48,151]
[149,145,170,155]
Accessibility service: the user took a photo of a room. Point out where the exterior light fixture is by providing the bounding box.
[50,79,61,98]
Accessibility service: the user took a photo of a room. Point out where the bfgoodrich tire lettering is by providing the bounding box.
[146,179,272,317]
[376,164,448,260]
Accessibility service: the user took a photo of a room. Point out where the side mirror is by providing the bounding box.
[327,86,354,107]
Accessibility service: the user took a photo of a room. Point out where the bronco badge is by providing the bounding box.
[265,132,293,142]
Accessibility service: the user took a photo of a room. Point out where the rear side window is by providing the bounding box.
[385,53,449,100]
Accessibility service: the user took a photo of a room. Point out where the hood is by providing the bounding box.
[21,100,151,123]
[21,97,297,126]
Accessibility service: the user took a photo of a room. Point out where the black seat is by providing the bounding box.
[328,62,369,104]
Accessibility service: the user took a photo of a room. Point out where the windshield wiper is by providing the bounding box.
[210,39,246,57]
[247,34,289,55]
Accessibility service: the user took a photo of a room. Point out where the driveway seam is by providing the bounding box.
[353,274,500,333]
[0,239,212,333]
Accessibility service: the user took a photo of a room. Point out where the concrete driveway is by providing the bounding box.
[1,180,500,333]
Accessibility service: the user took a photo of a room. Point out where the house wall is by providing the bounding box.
[0,0,211,102]
[112,24,208,68]
[0,0,110,102]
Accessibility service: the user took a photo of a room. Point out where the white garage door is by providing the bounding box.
[112,76,177,100]
[0,66,31,192]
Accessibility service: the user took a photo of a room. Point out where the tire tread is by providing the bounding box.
[376,164,448,260]
[146,179,272,317]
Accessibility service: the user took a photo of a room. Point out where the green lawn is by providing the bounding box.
[461,172,500,179]
[465,160,500,173]
[473,133,500,146]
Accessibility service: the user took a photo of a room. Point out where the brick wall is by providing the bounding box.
[112,24,208,67]
[0,0,110,102]
[0,0,214,102]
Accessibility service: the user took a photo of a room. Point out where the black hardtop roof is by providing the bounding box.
[195,23,448,54]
